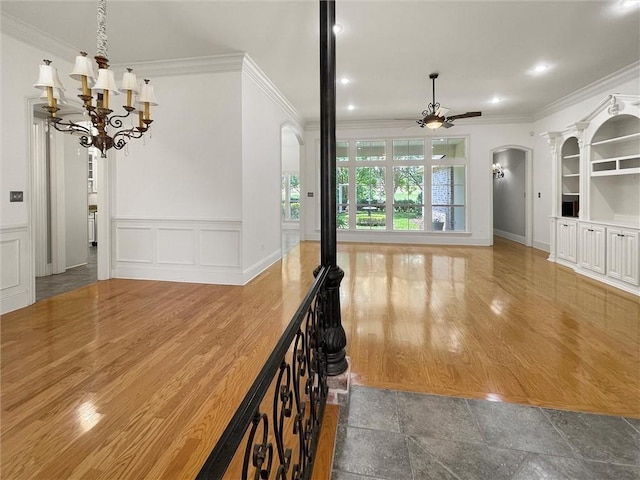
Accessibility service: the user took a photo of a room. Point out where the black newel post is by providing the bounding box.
[316,0,348,376]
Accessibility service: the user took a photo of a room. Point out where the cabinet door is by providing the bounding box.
[557,221,577,263]
[579,224,605,274]
[608,229,639,285]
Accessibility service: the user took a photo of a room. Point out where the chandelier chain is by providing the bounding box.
[96,0,108,58]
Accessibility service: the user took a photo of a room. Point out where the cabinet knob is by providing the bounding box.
[617,233,625,237]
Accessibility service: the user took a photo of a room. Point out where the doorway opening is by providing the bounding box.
[490,146,533,247]
[281,123,303,254]
[30,102,104,301]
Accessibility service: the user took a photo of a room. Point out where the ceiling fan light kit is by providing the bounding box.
[417,72,481,130]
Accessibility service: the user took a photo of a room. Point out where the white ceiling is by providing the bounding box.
[3,0,639,122]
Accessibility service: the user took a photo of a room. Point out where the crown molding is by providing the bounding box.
[305,114,532,131]
[241,54,304,128]
[111,53,246,78]
[1,13,79,60]
[533,61,640,121]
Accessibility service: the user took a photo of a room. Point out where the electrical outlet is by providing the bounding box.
[10,191,24,202]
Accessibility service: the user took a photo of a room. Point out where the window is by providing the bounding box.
[337,167,349,229]
[281,173,300,222]
[355,167,386,229]
[393,139,424,161]
[356,140,385,161]
[393,166,424,230]
[331,137,468,233]
[431,165,465,231]
[336,141,349,162]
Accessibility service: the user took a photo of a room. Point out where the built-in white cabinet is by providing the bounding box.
[544,94,640,296]
[578,223,606,274]
[557,219,577,263]
[606,228,639,286]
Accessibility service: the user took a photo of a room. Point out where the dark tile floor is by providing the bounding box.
[35,246,97,301]
[332,386,640,480]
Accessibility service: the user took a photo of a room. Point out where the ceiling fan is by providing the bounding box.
[416,73,481,129]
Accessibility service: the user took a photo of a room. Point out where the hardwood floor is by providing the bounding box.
[339,238,640,417]
[1,238,638,479]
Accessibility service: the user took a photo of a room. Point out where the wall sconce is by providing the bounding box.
[492,163,504,178]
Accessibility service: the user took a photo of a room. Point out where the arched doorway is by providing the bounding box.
[489,146,533,247]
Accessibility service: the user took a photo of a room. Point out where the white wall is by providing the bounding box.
[1,33,74,312]
[493,149,526,241]
[281,129,300,173]
[241,74,282,273]
[111,56,303,286]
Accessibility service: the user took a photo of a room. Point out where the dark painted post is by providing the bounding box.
[317,0,347,376]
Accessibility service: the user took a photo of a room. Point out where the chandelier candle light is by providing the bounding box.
[33,0,158,158]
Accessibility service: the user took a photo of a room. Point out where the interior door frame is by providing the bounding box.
[27,96,112,304]
[489,145,533,247]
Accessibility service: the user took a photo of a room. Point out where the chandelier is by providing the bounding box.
[33,0,158,158]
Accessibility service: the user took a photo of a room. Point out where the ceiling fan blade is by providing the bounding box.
[446,111,482,122]
[442,121,454,129]
[435,106,450,117]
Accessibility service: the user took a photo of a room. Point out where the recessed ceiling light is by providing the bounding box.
[532,64,551,74]
[340,77,350,85]
[490,97,502,104]
[333,24,343,34]
[347,104,355,111]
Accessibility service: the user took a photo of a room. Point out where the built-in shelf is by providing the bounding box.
[590,131,640,147]
[563,192,580,196]
[562,153,580,159]
[563,173,580,178]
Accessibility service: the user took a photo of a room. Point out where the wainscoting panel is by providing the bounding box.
[200,229,240,267]
[113,218,247,285]
[116,226,154,263]
[157,228,196,266]
[1,225,31,314]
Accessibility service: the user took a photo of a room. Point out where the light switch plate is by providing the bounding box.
[10,191,24,202]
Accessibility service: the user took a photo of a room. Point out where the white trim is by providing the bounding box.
[1,13,78,60]
[0,225,30,314]
[111,217,278,285]
[242,249,282,284]
[242,55,304,128]
[489,145,534,248]
[534,62,640,121]
[113,53,245,78]
[306,229,488,246]
[534,241,551,253]
[494,229,526,245]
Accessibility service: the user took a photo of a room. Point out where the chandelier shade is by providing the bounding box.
[34,0,158,157]
[70,53,96,83]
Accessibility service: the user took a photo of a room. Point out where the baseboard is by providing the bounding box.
[305,230,490,246]
[533,240,550,253]
[242,249,282,284]
[494,229,525,245]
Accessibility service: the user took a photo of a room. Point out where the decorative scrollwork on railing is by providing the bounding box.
[196,267,329,480]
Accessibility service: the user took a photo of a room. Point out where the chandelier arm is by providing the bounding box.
[112,128,145,144]
[50,119,92,136]
[107,109,134,129]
